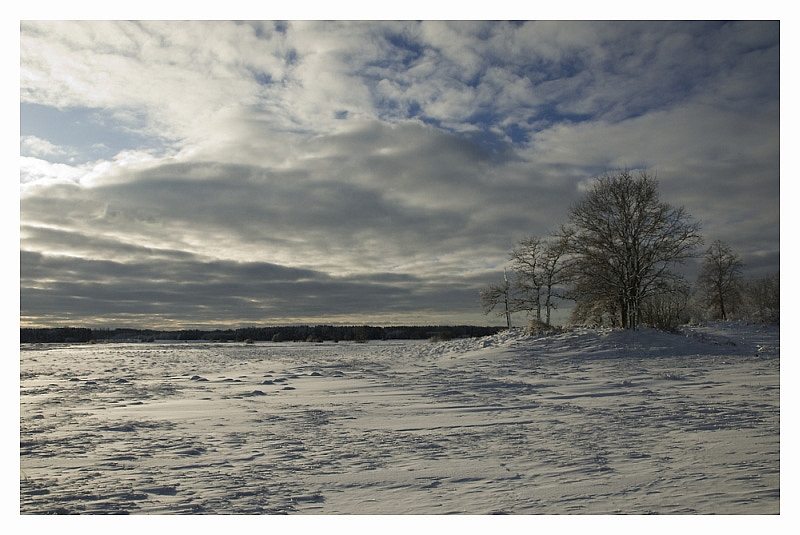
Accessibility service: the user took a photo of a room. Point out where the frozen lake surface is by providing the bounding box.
[19,323,779,514]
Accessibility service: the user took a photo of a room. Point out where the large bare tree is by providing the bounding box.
[568,170,702,329]
[697,240,743,320]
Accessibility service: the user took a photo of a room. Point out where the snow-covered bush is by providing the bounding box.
[526,319,561,336]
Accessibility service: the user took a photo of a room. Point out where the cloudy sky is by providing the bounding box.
[19,20,779,328]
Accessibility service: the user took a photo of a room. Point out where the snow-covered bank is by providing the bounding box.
[20,323,779,514]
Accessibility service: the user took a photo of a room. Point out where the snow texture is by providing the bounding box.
[20,323,779,514]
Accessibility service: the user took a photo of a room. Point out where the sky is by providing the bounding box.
[18,20,780,328]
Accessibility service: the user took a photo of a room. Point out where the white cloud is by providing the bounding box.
[21,21,287,141]
[20,135,73,159]
[20,157,86,185]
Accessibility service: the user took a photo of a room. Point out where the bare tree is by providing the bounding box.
[568,170,702,329]
[480,270,512,328]
[508,237,545,321]
[697,240,743,320]
[507,233,570,327]
[540,230,572,326]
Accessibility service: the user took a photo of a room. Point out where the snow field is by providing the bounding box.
[20,323,779,514]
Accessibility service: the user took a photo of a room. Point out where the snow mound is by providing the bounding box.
[683,329,737,347]
[419,322,778,361]
[418,328,532,357]
[584,325,766,359]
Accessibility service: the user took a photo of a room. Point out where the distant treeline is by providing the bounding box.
[20,325,502,344]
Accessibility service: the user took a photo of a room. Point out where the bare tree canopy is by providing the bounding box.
[567,170,702,329]
[697,240,743,321]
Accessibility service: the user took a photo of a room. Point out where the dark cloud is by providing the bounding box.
[20,249,487,328]
[21,225,199,262]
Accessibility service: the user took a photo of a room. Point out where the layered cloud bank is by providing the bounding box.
[20,21,779,327]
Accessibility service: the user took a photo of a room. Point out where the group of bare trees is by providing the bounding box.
[695,242,779,324]
[481,170,779,331]
[508,234,571,326]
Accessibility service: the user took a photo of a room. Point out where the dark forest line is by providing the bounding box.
[20,325,503,344]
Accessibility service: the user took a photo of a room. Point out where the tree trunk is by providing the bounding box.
[545,285,552,326]
[620,298,628,329]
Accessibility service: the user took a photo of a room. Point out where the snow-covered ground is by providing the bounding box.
[19,323,779,514]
